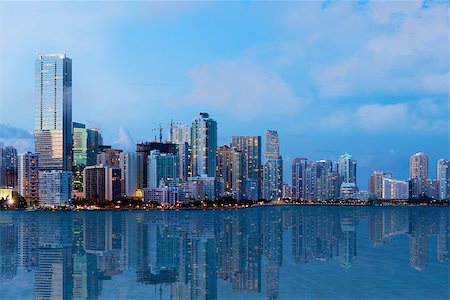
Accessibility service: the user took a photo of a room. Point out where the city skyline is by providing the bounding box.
[0,1,448,188]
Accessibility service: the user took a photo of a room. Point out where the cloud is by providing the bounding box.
[113,127,134,151]
[355,103,408,131]
[0,123,33,153]
[177,60,302,119]
[311,1,448,98]
[318,99,448,134]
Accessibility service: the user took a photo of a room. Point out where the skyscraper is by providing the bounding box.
[410,152,429,180]
[262,157,283,201]
[18,152,39,200]
[39,170,72,207]
[35,53,72,171]
[231,136,262,200]
[119,152,137,198]
[147,150,179,188]
[170,122,191,144]
[217,145,232,194]
[191,112,217,177]
[262,130,283,201]
[338,153,357,184]
[368,171,391,199]
[0,146,18,188]
[83,164,114,201]
[136,141,178,189]
[264,130,279,161]
[437,159,449,200]
[291,158,308,200]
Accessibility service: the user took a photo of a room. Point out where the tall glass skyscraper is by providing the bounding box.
[264,130,279,161]
[35,53,72,171]
[191,112,217,177]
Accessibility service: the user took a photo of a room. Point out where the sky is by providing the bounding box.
[0,1,448,188]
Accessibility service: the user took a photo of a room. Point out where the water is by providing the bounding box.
[0,206,448,299]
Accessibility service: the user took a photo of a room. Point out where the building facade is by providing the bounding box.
[191,112,217,177]
[18,152,39,200]
[0,146,18,188]
[147,150,179,189]
[119,152,137,198]
[231,136,262,200]
[35,53,72,171]
[39,170,72,206]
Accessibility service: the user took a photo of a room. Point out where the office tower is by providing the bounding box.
[217,145,232,194]
[136,141,178,189]
[119,152,137,197]
[437,159,449,200]
[338,153,357,184]
[410,152,429,180]
[83,164,114,201]
[231,149,244,200]
[147,150,179,189]
[368,171,392,199]
[262,157,283,201]
[39,170,72,207]
[178,142,191,181]
[170,122,191,144]
[0,146,18,188]
[264,130,279,161]
[191,112,217,177]
[382,177,409,199]
[231,136,262,200]
[340,183,358,199]
[35,53,72,171]
[292,158,308,200]
[18,152,39,200]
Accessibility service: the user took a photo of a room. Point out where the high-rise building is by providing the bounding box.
[282,183,292,199]
[35,53,72,171]
[0,146,18,188]
[136,141,178,189]
[187,175,220,201]
[170,122,191,144]
[382,177,409,199]
[39,170,72,207]
[191,112,217,177]
[147,150,179,189]
[292,158,308,200]
[18,152,39,200]
[437,159,449,200]
[262,157,283,201]
[231,136,262,200]
[72,122,102,191]
[338,153,357,184]
[231,149,244,200]
[217,145,232,194]
[97,148,123,169]
[410,152,429,180]
[83,164,115,201]
[264,130,279,161]
[119,152,137,198]
[368,171,392,199]
[178,142,191,181]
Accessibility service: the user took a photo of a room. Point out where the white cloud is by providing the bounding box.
[355,103,408,131]
[311,1,448,98]
[113,127,134,151]
[318,99,448,134]
[177,60,302,119]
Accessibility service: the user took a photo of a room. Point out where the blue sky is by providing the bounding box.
[0,1,448,188]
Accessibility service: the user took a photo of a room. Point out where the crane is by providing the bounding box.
[151,123,163,143]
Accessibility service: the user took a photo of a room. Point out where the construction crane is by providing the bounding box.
[151,123,164,143]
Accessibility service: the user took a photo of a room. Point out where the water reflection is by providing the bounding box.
[0,207,448,299]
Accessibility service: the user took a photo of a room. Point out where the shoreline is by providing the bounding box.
[1,201,448,212]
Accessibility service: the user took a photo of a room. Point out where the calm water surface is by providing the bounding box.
[0,206,448,299]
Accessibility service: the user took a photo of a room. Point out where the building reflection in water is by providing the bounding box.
[0,207,448,299]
